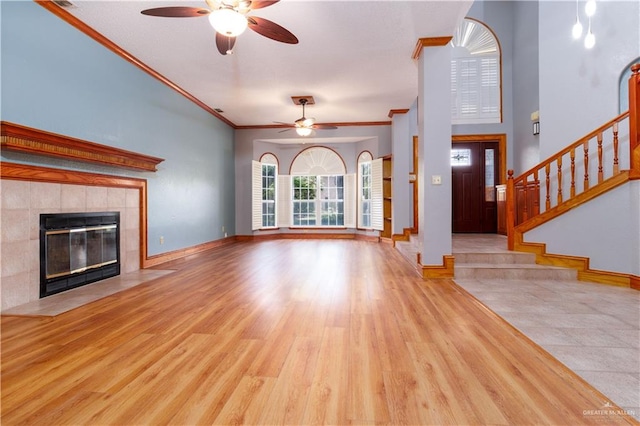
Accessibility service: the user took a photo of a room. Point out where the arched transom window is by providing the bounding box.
[290,147,346,227]
[451,18,502,124]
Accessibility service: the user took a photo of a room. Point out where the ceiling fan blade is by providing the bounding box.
[278,128,293,133]
[141,7,210,18]
[247,16,298,44]
[274,122,295,127]
[249,1,280,10]
[215,33,236,55]
[204,0,221,10]
[312,124,338,130]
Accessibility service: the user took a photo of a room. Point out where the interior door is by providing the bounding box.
[452,142,498,233]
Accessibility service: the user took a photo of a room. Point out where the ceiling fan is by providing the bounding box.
[141,0,298,55]
[276,97,338,137]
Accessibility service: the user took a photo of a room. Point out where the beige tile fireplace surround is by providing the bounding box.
[1,179,141,311]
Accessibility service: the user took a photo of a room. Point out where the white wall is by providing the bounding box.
[539,0,640,158]
[391,113,413,235]
[526,182,640,275]
[526,0,639,275]
[418,44,453,265]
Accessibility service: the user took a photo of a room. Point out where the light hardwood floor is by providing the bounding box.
[2,239,637,425]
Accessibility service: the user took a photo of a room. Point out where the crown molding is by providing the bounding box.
[412,36,453,60]
[235,121,391,130]
[34,0,235,128]
[388,109,410,118]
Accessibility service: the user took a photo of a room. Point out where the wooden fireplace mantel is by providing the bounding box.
[1,121,164,172]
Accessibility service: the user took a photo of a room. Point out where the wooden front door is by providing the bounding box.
[452,141,499,233]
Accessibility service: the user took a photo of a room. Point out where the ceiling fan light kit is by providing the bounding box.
[296,127,314,137]
[208,8,248,37]
[274,96,338,137]
[140,0,298,55]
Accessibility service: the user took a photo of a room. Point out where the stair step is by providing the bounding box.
[395,241,419,264]
[454,252,536,265]
[396,238,578,281]
[454,263,577,280]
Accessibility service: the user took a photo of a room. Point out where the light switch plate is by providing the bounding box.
[431,175,442,185]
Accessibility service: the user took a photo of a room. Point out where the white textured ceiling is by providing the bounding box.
[62,0,473,128]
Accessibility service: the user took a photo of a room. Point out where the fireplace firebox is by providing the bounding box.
[40,212,120,298]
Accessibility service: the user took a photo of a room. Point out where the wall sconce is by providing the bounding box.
[533,121,540,135]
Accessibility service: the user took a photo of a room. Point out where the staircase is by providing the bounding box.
[396,234,577,280]
[453,249,576,280]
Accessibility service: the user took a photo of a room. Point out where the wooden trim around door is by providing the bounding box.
[452,134,507,184]
[411,135,419,232]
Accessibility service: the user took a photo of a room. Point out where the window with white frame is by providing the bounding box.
[261,163,276,227]
[292,175,317,226]
[451,18,501,124]
[290,147,347,228]
[291,175,345,226]
[357,151,373,228]
[251,147,383,232]
[319,175,344,226]
[251,153,278,230]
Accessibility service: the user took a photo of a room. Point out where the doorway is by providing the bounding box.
[452,137,503,233]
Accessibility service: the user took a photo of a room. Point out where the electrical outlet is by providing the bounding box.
[159,236,164,245]
[431,175,442,185]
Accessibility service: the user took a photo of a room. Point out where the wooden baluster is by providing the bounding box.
[522,175,529,221]
[583,140,590,191]
[545,164,551,211]
[629,64,640,180]
[570,149,576,198]
[557,157,563,205]
[613,121,619,175]
[506,170,515,250]
[533,172,540,216]
[597,132,603,183]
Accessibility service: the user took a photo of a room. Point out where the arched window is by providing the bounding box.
[251,147,382,232]
[620,58,639,113]
[259,153,278,228]
[252,153,279,230]
[290,147,346,227]
[451,18,502,124]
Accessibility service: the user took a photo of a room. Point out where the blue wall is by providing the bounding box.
[1,1,235,255]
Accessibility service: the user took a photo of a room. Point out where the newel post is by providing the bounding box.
[630,64,640,180]
[506,169,515,250]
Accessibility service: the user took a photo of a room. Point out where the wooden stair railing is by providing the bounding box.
[507,63,640,250]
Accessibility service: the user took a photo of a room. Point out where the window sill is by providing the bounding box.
[288,227,349,230]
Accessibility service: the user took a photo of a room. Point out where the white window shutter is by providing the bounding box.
[344,173,356,228]
[356,166,363,229]
[277,175,291,228]
[480,57,499,116]
[251,161,262,231]
[371,158,384,231]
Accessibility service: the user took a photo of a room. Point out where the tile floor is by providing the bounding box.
[452,234,640,420]
[1,269,175,317]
